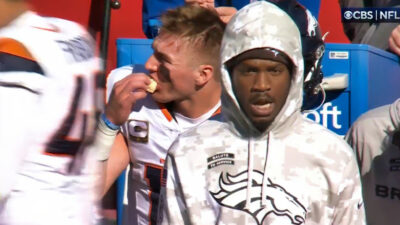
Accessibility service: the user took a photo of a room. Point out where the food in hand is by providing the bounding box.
[146,78,157,93]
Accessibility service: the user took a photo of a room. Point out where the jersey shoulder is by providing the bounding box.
[0,36,43,76]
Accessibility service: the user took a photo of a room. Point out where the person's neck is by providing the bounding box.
[173,81,221,119]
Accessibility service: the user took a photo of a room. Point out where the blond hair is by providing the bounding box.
[159,5,225,68]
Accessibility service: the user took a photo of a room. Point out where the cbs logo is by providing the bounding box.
[344,11,353,19]
[343,10,373,20]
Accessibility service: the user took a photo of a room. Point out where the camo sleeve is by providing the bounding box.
[158,153,188,225]
[159,141,218,225]
[331,156,366,225]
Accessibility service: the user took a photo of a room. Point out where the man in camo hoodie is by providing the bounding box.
[159,1,366,224]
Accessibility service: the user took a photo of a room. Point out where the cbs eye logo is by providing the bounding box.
[344,11,353,20]
[342,9,374,21]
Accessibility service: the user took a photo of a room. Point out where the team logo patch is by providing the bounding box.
[207,153,235,169]
[210,171,306,225]
[127,119,149,143]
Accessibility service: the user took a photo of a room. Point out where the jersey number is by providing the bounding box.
[45,76,86,157]
[44,71,104,173]
[144,163,164,225]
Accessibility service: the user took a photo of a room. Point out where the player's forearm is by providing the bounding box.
[86,114,119,199]
[101,132,130,197]
[91,114,119,161]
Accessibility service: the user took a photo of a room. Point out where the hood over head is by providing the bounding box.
[220,1,304,138]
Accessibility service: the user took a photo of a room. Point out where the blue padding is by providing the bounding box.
[116,38,154,67]
[304,43,400,135]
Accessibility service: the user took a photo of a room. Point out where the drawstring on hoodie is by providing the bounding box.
[261,133,271,207]
[245,133,271,210]
[245,137,255,210]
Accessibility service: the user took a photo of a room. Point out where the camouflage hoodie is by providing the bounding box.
[160,2,366,225]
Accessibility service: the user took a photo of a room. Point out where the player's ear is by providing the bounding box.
[194,64,213,86]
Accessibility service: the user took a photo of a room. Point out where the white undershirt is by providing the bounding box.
[174,101,221,132]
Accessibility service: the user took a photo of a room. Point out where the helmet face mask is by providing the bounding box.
[301,25,325,111]
[303,40,325,97]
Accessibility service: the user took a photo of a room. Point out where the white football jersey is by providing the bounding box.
[0,11,102,225]
[107,65,222,225]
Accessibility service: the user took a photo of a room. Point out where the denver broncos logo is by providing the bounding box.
[210,171,306,225]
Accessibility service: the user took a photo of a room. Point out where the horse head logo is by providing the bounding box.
[210,171,306,225]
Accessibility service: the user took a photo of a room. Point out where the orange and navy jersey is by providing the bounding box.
[107,65,221,225]
[0,11,102,225]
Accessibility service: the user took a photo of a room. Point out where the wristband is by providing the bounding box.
[92,116,119,161]
[101,113,120,130]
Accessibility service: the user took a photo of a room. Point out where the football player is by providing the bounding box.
[0,0,102,224]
